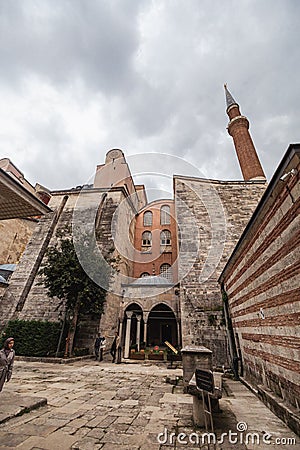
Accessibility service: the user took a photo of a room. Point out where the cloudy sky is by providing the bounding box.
[0,0,299,197]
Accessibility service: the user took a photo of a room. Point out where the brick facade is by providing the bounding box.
[133,200,177,279]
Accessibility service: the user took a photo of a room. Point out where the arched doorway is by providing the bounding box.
[147,303,178,347]
[123,303,144,355]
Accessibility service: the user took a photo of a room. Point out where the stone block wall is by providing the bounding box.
[0,186,137,353]
[0,194,74,327]
[175,175,266,366]
[0,218,37,264]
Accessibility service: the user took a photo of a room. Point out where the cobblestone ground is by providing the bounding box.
[0,360,298,450]
[0,360,195,449]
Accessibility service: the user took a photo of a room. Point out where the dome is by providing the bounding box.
[0,264,17,271]
[131,275,172,286]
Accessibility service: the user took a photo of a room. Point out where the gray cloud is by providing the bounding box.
[0,0,299,193]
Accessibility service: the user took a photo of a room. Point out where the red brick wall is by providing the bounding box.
[133,200,178,280]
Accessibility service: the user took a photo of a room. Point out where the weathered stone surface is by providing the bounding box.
[0,360,297,449]
[175,176,266,366]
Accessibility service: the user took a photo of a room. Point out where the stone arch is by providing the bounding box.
[147,303,178,348]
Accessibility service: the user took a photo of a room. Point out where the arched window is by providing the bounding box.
[143,211,153,226]
[160,205,170,225]
[160,230,171,246]
[142,231,152,247]
[160,263,172,281]
[140,272,150,278]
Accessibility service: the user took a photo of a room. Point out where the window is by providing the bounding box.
[160,205,170,225]
[160,263,172,281]
[140,272,150,278]
[143,211,153,226]
[160,230,171,246]
[142,231,152,246]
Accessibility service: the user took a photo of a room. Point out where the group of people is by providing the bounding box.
[94,331,121,363]
[0,337,15,393]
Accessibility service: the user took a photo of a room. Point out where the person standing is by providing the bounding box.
[110,331,119,363]
[116,333,122,364]
[94,333,101,360]
[0,337,15,392]
[99,335,106,362]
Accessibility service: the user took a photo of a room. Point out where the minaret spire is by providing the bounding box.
[224,84,266,181]
[224,83,238,111]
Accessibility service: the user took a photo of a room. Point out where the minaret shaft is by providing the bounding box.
[224,85,266,180]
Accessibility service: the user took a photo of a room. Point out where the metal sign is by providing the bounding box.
[164,341,178,354]
[195,369,214,393]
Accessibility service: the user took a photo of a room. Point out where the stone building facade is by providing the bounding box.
[0,158,51,266]
[0,87,270,365]
[0,218,37,265]
[175,176,266,365]
[0,150,145,351]
[219,144,300,433]
[120,199,180,359]
[0,158,51,298]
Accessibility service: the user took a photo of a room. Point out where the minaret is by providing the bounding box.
[224,84,266,180]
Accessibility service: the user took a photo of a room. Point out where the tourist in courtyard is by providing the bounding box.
[0,337,15,392]
[110,331,119,363]
[94,333,101,360]
[99,335,106,362]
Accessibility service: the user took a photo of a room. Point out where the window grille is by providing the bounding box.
[160,263,172,281]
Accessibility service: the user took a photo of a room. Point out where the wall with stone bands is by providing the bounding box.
[221,154,300,412]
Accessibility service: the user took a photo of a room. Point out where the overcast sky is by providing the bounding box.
[0,0,299,197]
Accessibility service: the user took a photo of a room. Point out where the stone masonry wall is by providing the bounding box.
[0,195,69,330]
[0,187,137,354]
[97,191,137,349]
[0,218,37,264]
[175,175,266,367]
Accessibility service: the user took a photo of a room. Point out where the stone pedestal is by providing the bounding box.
[181,345,212,393]
[192,396,205,427]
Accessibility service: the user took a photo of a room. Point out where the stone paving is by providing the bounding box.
[0,359,298,449]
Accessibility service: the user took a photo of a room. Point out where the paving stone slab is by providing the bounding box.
[0,393,47,425]
[14,430,78,450]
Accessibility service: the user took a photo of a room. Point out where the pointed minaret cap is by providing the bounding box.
[224,83,239,111]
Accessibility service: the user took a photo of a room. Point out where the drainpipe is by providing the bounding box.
[222,286,239,379]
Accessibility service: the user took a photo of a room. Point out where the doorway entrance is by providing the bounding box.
[147,303,178,347]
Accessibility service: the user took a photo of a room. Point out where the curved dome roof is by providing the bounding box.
[0,264,17,271]
[131,275,172,286]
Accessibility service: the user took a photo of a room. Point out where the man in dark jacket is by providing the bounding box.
[94,333,101,360]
